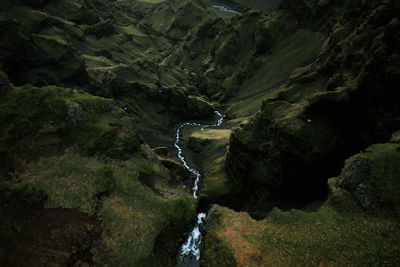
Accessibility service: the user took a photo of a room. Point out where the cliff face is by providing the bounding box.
[226,0,400,206]
[203,136,400,266]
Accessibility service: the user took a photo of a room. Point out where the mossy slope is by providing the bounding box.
[203,141,400,266]
[226,0,400,207]
[0,85,196,265]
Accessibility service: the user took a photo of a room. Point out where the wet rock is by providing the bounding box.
[202,206,221,232]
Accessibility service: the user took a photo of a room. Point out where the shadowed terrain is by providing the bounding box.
[1,0,399,265]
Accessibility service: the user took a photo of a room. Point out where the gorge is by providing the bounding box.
[175,111,224,266]
[0,0,399,266]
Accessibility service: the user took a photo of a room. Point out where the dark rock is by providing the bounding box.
[338,159,372,209]
[337,143,400,218]
[226,0,400,209]
[0,71,14,96]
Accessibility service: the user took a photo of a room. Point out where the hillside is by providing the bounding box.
[1,0,399,266]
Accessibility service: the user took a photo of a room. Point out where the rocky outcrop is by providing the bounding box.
[203,138,400,265]
[226,0,400,206]
[338,140,400,218]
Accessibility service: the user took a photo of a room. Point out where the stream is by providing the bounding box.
[210,5,241,15]
[176,111,224,266]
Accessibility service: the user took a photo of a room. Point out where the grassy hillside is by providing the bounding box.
[203,139,400,266]
[0,85,196,265]
[1,0,399,265]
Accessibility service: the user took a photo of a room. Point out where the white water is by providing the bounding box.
[210,5,241,15]
[176,111,224,265]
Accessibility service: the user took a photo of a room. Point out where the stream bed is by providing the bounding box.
[175,111,224,266]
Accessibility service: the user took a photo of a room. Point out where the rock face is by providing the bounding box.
[338,141,400,218]
[202,140,400,266]
[226,0,400,206]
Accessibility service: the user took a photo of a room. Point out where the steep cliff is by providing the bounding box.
[226,0,400,209]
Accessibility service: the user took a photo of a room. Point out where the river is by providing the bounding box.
[210,5,241,15]
[175,111,224,266]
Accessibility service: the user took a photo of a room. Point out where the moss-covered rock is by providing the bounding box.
[226,0,400,207]
[0,83,197,265]
[0,85,141,177]
[338,143,400,218]
[204,140,400,265]
[202,166,400,265]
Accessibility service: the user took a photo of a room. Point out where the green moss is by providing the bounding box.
[91,152,196,265]
[17,151,114,215]
[3,183,46,204]
[81,54,114,67]
[202,233,237,267]
[0,2,49,29]
[84,19,116,39]
[0,85,141,176]
[181,127,233,202]
[205,141,400,265]
[339,143,400,218]
[0,82,196,261]
[215,33,241,65]
[204,195,400,266]
[226,28,325,118]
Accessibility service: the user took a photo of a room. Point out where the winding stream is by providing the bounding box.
[176,111,224,266]
[210,5,241,15]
